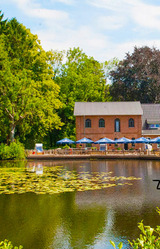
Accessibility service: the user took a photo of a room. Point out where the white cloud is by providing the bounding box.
[97,15,126,30]
[104,39,160,61]
[3,0,160,62]
[8,0,70,23]
[87,0,135,12]
[50,0,75,5]
[131,3,160,30]
[27,8,69,21]
[11,0,39,9]
[36,25,110,61]
[37,22,160,62]
[88,0,160,31]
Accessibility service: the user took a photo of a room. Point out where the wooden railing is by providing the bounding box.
[26,148,160,157]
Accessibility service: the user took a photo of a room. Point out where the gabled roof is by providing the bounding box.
[141,104,160,129]
[74,102,143,116]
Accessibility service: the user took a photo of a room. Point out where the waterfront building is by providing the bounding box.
[142,104,160,139]
[74,102,160,149]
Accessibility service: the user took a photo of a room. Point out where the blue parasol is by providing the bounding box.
[94,137,114,144]
[76,137,94,144]
[132,137,149,143]
[113,137,132,144]
[149,137,160,143]
[57,138,75,144]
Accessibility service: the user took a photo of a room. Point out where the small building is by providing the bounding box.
[142,104,160,139]
[74,101,160,150]
[141,104,160,150]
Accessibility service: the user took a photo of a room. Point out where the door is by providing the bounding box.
[124,143,128,150]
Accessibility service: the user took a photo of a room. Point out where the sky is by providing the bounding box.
[1,0,160,62]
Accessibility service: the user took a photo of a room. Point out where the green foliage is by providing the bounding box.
[91,147,97,150]
[0,240,23,249]
[110,241,123,249]
[50,47,108,143]
[117,147,121,150]
[0,17,63,144]
[110,208,160,249]
[109,46,160,103]
[0,142,25,160]
[129,220,160,248]
[0,11,7,34]
[103,57,119,82]
[63,144,70,149]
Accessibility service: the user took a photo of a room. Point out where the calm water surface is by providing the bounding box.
[0,159,160,249]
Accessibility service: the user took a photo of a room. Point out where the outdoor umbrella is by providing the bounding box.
[76,137,94,144]
[113,137,132,144]
[149,137,160,143]
[132,137,149,143]
[94,137,114,144]
[56,138,75,145]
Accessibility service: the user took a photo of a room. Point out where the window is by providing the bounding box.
[85,119,91,128]
[99,118,105,128]
[129,118,134,127]
[115,119,120,132]
[149,124,160,129]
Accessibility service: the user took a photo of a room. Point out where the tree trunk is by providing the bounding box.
[49,131,53,148]
[10,124,15,143]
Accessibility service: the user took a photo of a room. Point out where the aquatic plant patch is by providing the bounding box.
[0,239,23,249]
[0,166,141,194]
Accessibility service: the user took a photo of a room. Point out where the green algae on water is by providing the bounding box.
[0,166,141,194]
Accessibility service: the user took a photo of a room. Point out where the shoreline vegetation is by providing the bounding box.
[1,141,160,161]
[110,208,160,249]
[0,240,23,249]
[0,142,25,160]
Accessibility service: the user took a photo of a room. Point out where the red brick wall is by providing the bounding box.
[76,115,142,141]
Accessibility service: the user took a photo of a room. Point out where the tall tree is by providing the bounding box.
[109,46,160,103]
[0,11,7,34]
[0,18,62,143]
[52,47,107,140]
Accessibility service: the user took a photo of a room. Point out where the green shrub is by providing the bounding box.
[110,208,160,248]
[0,240,23,249]
[0,142,25,160]
[91,147,97,150]
[63,144,70,149]
[117,147,121,150]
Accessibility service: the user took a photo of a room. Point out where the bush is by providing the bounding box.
[0,240,23,249]
[63,144,70,149]
[117,147,121,150]
[0,142,26,160]
[110,208,160,248]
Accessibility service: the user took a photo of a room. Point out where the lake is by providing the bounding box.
[0,159,160,249]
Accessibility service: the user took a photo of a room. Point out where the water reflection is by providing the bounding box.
[0,193,107,249]
[0,159,160,249]
[27,163,43,175]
